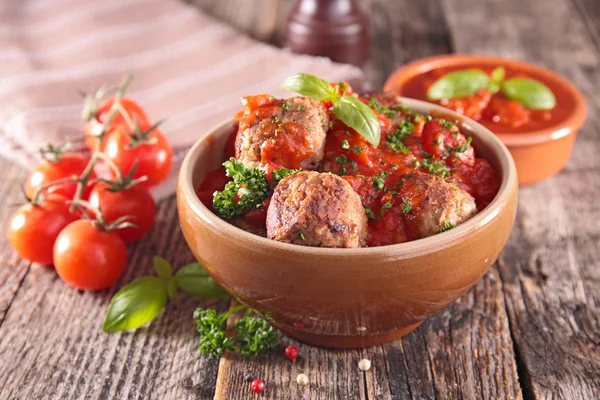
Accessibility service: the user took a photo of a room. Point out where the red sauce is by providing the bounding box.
[400,65,572,134]
[197,88,501,247]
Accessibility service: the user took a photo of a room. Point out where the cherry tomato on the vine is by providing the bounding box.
[103,123,172,188]
[89,182,156,243]
[53,220,128,291]
[8,194,78,265]
[85,97,149,151]
[25,154,95,200]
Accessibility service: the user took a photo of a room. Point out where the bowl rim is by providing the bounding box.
[383,54,588,147]
[178,97,518,257]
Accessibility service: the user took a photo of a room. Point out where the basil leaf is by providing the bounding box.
[333,96,381,146]
[427,69,490,100]
[175,263,229,299]
[488,66,505,94]
[102,277,167,333]
[283,73,338,101]
[501,78,556,110]
[153,256,172,280]
[166,279,178,301]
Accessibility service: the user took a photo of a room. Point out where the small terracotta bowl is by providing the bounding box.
[384,54,588,185]
[177,98,518,348]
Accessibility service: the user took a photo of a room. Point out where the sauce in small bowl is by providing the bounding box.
[385,55,588,185]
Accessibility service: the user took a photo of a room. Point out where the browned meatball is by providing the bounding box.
[266,172,368,248]
[399,172,477,239]
[235,97,328,169]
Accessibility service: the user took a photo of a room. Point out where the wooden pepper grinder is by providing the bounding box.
[284,0,370,66]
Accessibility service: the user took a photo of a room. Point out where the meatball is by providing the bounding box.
[235,97,328,169]
[400,172,477,239]
[266,172,368,248]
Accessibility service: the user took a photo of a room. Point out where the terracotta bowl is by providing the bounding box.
[384,54,588,185]
[177,98,518,348]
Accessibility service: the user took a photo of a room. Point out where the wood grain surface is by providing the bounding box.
[0,0,598,399]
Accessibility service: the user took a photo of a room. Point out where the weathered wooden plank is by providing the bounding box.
[443,0,600,397]
[0,196,227,399]
[363,0,452,89]
[0,160,30,325]
[362,269,522,400]
[573,0,600,53]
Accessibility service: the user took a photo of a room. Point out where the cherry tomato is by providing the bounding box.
[421,119,474,164]
[54,220,128,291]
[103,123,172,188]
[89,182,156,243]
[26,154,95,200]
[85,97,149,151]
[8,194,78,265]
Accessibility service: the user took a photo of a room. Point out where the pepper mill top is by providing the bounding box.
[283,0,370,66]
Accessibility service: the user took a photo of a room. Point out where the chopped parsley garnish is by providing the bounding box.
[272,115,280,123]
[390,163,399,170]
[414,158,450,178]
[345,130,352,136]
[438,220,456,233]
[351,145,365,155]
[341,140,350,150]
[297,231,306,241]
[386,119,414,154]
[297,104,304,112]
[433,138,440,146]
[372,171,390,191]
[281,103,292,112]
[450,137,472,153]
[379,201,393,218]
[213,158,270,219]
[424,115,433,122]
[369,97,404,119]
[272,167,300,183]
[438,118,455,129]
[335,155,357,175]
[306,125,314,131]
[401,202,412,214]
[365,202,392,220]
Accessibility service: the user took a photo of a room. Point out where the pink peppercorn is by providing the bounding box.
[284,345,299,360]
[251,379,265,394]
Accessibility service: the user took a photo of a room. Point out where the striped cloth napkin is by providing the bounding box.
[0,0,363,199]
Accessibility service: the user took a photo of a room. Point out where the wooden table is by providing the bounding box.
[1,0,599,398]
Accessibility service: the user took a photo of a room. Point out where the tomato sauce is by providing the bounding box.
[197,89,501,247]
[400,65,572,133]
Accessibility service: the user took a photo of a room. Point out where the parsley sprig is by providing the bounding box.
[213,158,270,218]
[213,159,301,218]
[386,119,414,154]
[194,305,279,358]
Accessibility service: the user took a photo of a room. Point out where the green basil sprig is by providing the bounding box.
[427,66,556,110]
[427,69,489,100]
[488,66,505,94]
[175,262,230,299]
[501,78,556,110]
[102,257,229,332]
[283,73,381,146]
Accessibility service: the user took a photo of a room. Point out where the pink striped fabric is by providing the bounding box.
[0,0,363,199]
